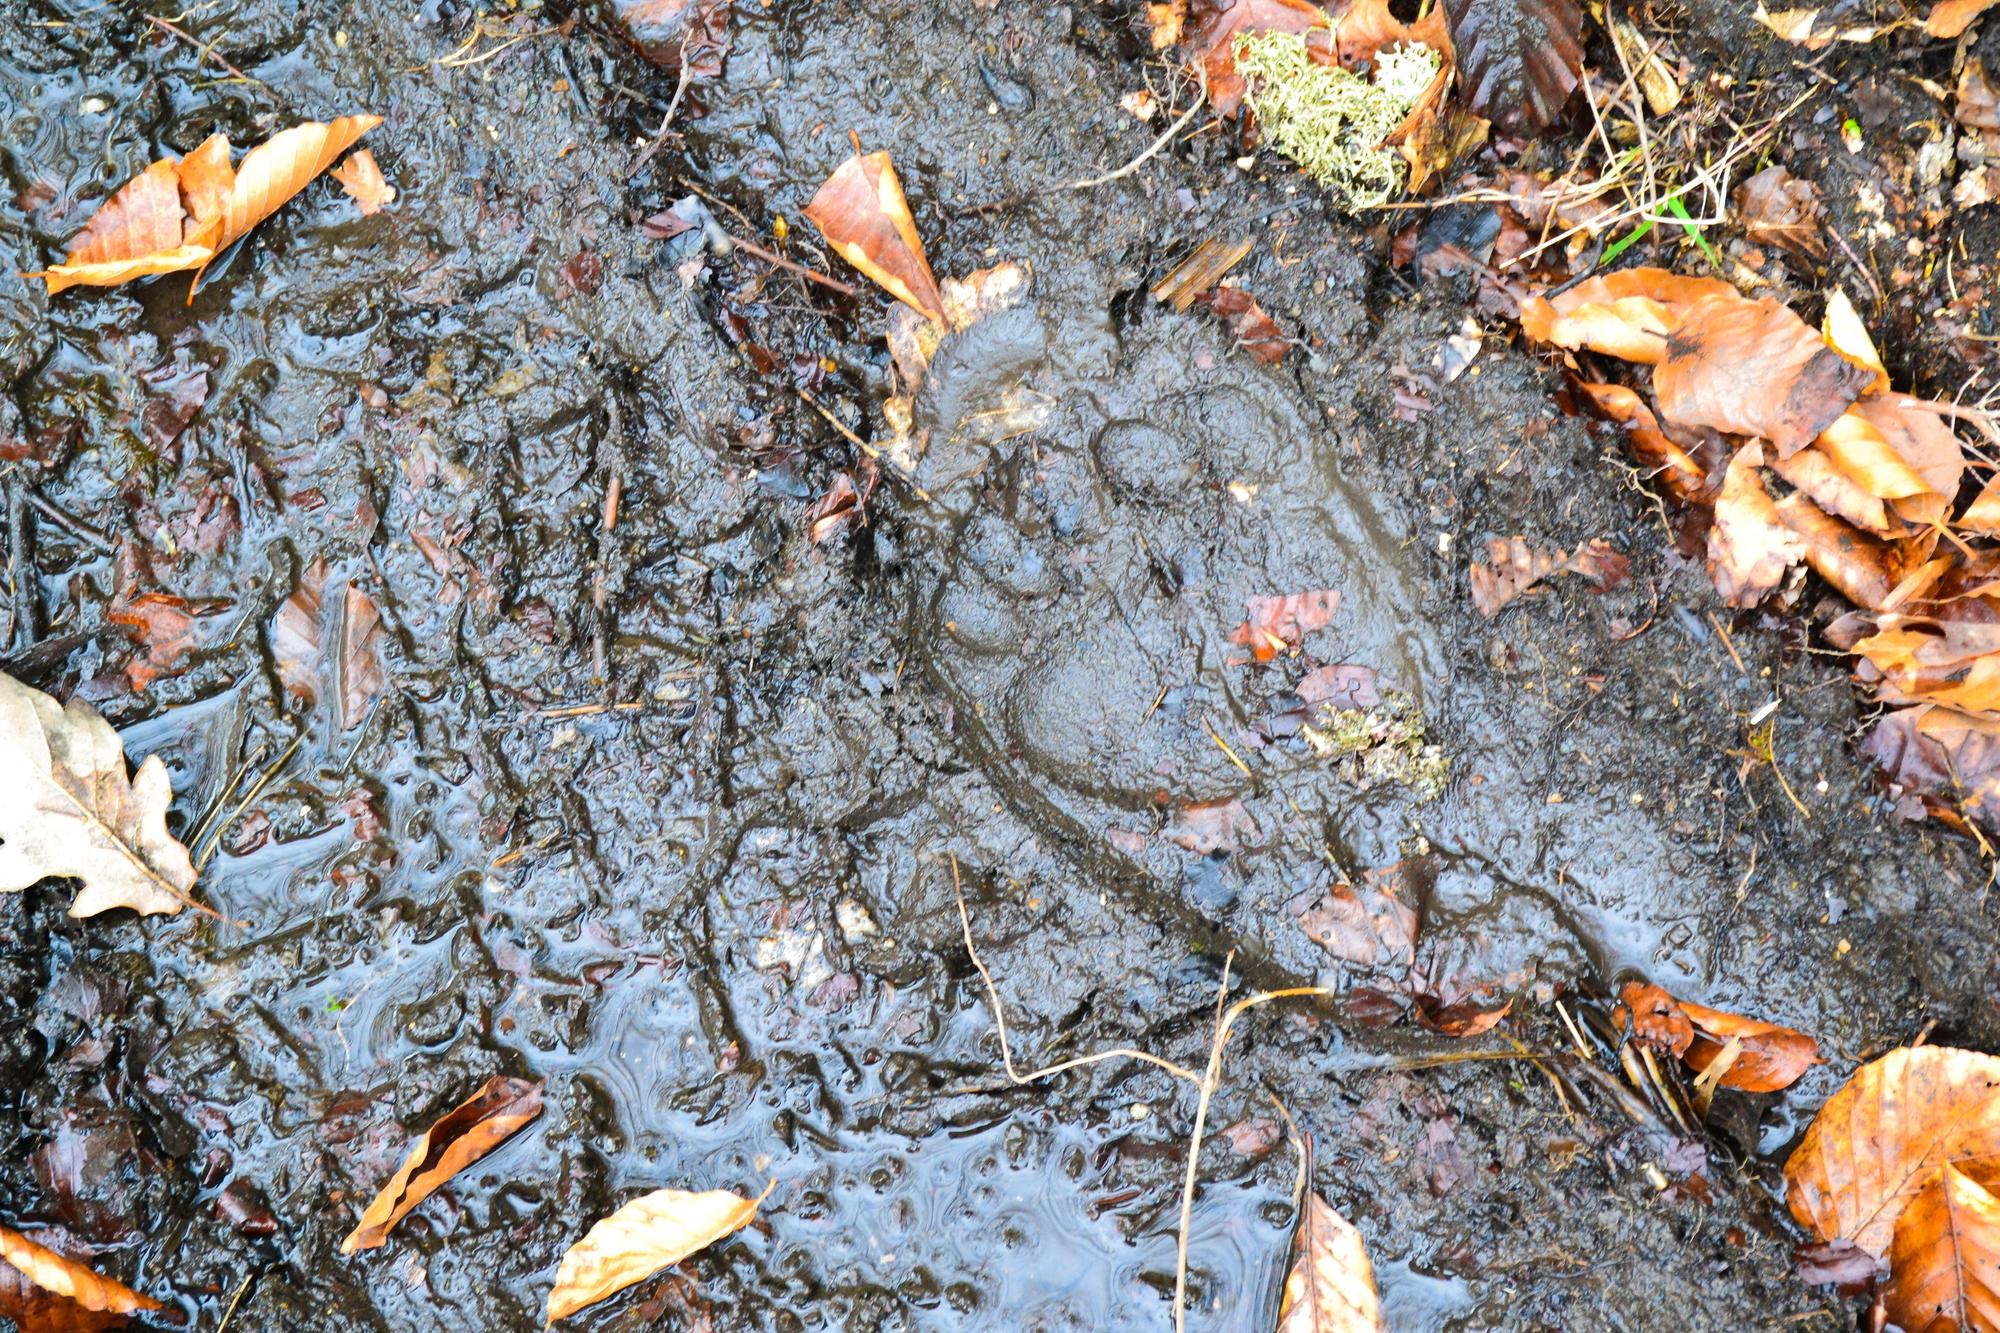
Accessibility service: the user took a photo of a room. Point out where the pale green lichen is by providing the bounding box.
[1232,30,1441,210]
[1302,691,1450,800]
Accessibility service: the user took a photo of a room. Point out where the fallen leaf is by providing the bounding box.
[1228,589,1341,662]
[330,148,396,215]
[1795,1238,1885,1294]
[0,1227,159,1322]
[27,116,383,297]
[1221,1116,1283,1157]
[342,1074,543,1253]
[271,558,387,730]
[1468,536,1628,616]
[1148,0,1189,47]
[1931,0,2000,39]
[1770,445,1892,536]
[1772,493,1900,612]
[1186,0,1332,117]
[0,671,199,918]
[1518,268,1739,364]
[1708,444,1806,607]
[1786,1046,2000,1259]
[1294,864,1419,970]
[1754,3,1884,45]
[1655,292,1875,457]
[1276,1189,1384,1331]
[1153,236,1255,312]
[612,0,734,79]
[1574,382,1712,503]
[804,148,945,323]
[939,260,1028,334]
[1171,797,1260,854]
[548,1182,774,1323]
[805,461,879,544]
[106,593,197,692]
[1833,613,2000,714]
[1201,283,1290,363]
[1615,982,1820,1092]
[1443,0,1585,132]
[1862,706,2000,827]
[1822,288,1891,393]
[1411,992,1512,1037]
[1735,166,1826,261]
[1885,1162,2000,1331]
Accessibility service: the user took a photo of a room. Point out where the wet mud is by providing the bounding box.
[1,2,1996,1330]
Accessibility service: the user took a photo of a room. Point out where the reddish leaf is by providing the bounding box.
[1297,663,1380,710]
[1931,0,2000,39]
[1735,165,1825,261]
[1616,982,1819,1092]
[1228,589,1342,662]
[804,149,945,323]
[1518,268,1738,364]
[805,461,878,545]
[1294,863,1419,970]
[1794,1239,1884,1295]
[271,558,387,729]
[1443,0,1585,132]
[1611,982,1694,1058]
[1200,284,1290,364]
[1655,292,1874,458]
[1862,706,2000,829]
[1468,535,1627,616]
[1413,992,1511,1037]
[1170,797,1259,853]
[107,593,195,692]
[342,1075,544,1252]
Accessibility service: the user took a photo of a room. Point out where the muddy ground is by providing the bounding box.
[2,1,1997,1330]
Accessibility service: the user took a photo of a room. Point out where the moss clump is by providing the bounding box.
[1232,30,1441,210]
[1302,690,1450,800]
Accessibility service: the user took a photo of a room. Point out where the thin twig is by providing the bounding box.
[143,13,263,86]
[1070,76,1208,190]
[627,61,696,179]
[726,234,859,296]
[215,1271,255,1333]
[22,491,114,552]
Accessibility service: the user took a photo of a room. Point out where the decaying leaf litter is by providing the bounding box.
[8,0,2000,1328]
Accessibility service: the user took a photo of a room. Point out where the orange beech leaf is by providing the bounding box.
[1963,475,2000,533]
[1228,588,1341,661]
[1519,269,1738,364]
[1815,408,1934,504]
[330,148,396,215]
[1574,382,1712,502]
[1275,1190,1384,1333]
[30,116,382,297]
[1710,445,1805,607]
[1413,992,1512,1037]
[0,1226,161,1316]
[1770,444,1892,535]
[341,1074,543,1253]
[1786,1046,2000,1259]
[1931,0,2000,39]
[1885,1162,2000,1333]
[1773,492,1899,611]
[1654,291,1875,457]
[1735,165,1827,262]
[804,148,945,324]
[1833,613,2000,715]
[1615,983,1818,1092]
[548,1182,773,1323]
[1853,396,1968,527]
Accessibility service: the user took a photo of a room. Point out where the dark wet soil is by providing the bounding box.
[3,2,1998,1330]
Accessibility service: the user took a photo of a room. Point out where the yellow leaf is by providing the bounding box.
[0,1225,162,1315]
[1276,1192,1384,1332]
[546,1180,774,1323]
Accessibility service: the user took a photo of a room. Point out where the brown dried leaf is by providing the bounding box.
[1885,1162,2000,1333]
[1674,996,1821,1093]
[0,1228,159,1320]
[1276,1191,1384,1333]
[341,1075,544,1253]
[1773,492,1899,611]
[330,148,396,215]
[1822,289,1892,394]
[613,0,733,79]
[1228,589,1342,661]
[340,585,388,731]
[1201,283,1290,364]
[1612,982,1695,1057]
[0,671,200,917]
[273,555,328,712]
[1153,236,1255,313]
[1294,864,1419,970]
[1836,613,2000,715]
[804,149,945,323]
[1444,0,1585,132]
[271,559,386,729]
[1149,0,1189,47]
[1517,268,1738,364]
[1171,797,1260,853]
[1863,706,2000,827]
[548,1182,773,1323]
[31,117,382,296]
[1931,0,2000,39]
[1575,383,1712,503]
[1187,0,1331,117]
[1655,292,1874,457]
[1709,445,1806,607]
[1734,165,1826,261]
[1786,1046,2000,1259]
[1412,993,1512,1037]
[1771,445,1892,535]
[1469,536,1628,616]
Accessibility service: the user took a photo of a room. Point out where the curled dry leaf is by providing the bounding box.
[342,1075,544,1253]
[1771,493,1899,612]
[0,671,200,918]
[0,1226,161,1318]
[28,116,383,297]
[1770,445,1891,537]
[1885,1162,2000,1331]
[1835,613,2000,715]
[1822,289,1891,394]
[1786,1046,2000,1259]
[1412,992,1512,1037]
[1753,3,1883,46]
[1444,0,1585,132]
[1614,982,1820,1092]
[1734,165,1826,261]
[1655,292,1874,457]
[330,149,396,215]
[1171,797,1260,854]
[1276,1191,1385,1332]
[1228,589,1342,662]
[1468,535,1628,616]
[1574,383,1711,502]
[1708,444,1806,608]
[548,1181,774,1323]
[803,149,944,323]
